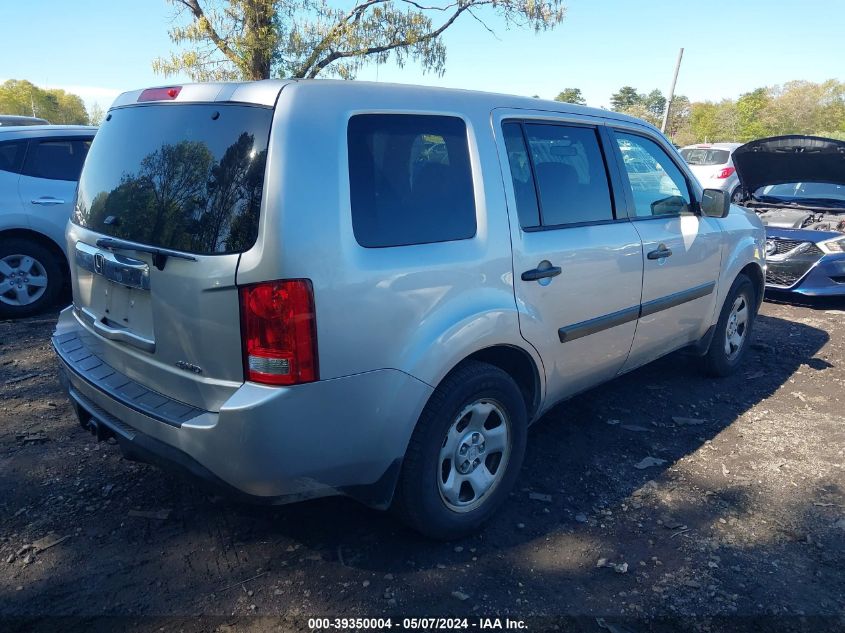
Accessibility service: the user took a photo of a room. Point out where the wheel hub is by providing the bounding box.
[727,314,737,337]
[437,399,512,513]
[455,431,486,474]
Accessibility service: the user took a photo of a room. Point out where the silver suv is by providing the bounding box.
[1,125,96,317]
[53,81,765,539]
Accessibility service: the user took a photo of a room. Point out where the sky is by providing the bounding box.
[2,0,844,112]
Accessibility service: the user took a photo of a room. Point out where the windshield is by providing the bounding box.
[755,182,845,204]
[74,103,272,255]
[680,148,730,166]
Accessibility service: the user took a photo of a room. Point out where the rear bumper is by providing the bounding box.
[766,253,845,296]
[53,308,433,508]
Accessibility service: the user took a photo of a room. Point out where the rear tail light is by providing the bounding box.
[239,280,318,386]
[138,86,182,102]
[714,167,735,179]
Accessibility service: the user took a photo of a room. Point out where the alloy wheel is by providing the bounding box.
[0,254,49,307]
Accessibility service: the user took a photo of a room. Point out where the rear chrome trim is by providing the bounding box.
[76,306,156,354]
[76,242,150,291]
[52,330,204,428]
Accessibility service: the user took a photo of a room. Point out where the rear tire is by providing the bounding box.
[0,237,64,319]
[703,274,757,377]
[393,361,527,540]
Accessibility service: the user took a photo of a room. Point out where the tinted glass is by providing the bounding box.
[502,122,540,227]
[23,139,90,181]
[0,141,27,174]
[74,104,272,255]
[524,124,614,226]
[680,148,730,166]
[616,132,691,217]
[348,114,476,248]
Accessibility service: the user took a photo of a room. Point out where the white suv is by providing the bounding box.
[680,143,743,204]
[0,125,96,317]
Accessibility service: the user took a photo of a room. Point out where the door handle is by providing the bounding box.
[31,197,65,205]
[647,244,673,260]
[521,265,562,281]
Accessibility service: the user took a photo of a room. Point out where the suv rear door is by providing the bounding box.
[18,136,92,250]
[495,112,644,402]
[68,100,274,412]
[0,140,28,224]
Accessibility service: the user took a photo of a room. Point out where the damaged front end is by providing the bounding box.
[732,136,845,296]
[754,208,845,292]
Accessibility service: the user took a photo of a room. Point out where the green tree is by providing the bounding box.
[610,86,640,111]
[554,88,586,105]
[642,89,666,120]
[0,80,89,124]
[153,0,567,81]
[664,95,690,141]
[736,88,773,142]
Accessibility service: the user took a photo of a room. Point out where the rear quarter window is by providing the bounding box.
[22,139,91,181]
[0,141,27,174]
[347,114,477,248]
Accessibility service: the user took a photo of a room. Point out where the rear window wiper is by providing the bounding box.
[96,237,198,271]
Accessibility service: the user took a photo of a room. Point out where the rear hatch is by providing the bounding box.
[679,146,732,182]
[68,93,275,411]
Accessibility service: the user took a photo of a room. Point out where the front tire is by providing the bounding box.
[393,361,527,540]
[703,274,757,377]
[0,237,64,319]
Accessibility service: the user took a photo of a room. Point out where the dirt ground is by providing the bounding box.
[1,295,844,632]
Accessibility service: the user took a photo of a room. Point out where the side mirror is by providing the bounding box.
[700,188,731,218]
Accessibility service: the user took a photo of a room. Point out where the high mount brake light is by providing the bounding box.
[239,280,318,386]
[138,87,182,102]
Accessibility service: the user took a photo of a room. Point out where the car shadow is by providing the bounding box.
[2,311,839,625]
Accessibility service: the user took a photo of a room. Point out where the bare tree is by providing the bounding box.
[153,0,566,81]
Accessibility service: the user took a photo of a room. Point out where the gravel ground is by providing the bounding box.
[1,296,844,632]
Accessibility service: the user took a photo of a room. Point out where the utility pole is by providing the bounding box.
[660,47,684,134]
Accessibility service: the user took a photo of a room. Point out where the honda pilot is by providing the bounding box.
[53,80,766,539]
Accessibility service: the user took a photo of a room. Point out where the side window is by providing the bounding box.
[0,141,27,174]
[22,139,91,181]
[614,132,691,217]
[502,122,541,227]
[521,123,614,227]
[348,114,476,248]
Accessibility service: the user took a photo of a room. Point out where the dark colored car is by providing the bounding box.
[733,135,845,297]
[0,115,50,126]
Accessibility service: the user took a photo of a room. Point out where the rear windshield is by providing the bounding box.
[680,148,730,166]
[74,103,272,255]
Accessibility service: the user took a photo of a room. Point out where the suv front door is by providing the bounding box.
[496,114,644,404]
[609,129,722,372]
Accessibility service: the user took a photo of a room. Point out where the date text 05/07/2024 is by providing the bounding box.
[307,617,528,630]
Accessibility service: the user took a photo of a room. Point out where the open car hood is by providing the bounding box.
[733,135,845,195]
